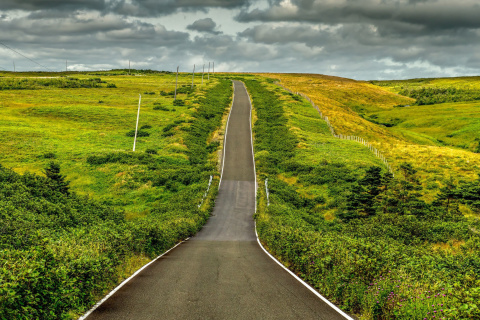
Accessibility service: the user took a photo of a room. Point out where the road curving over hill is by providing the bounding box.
[84,81,351,320]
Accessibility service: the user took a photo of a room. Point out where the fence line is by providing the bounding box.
[277,83,394,175]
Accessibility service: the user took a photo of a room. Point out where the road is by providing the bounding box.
[85,81,349,320]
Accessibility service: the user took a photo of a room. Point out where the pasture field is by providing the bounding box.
[261,73,480,204]
[0,70,232,318]
[246,76,480,319]
[368,78,480,152]
[0,70,220,214]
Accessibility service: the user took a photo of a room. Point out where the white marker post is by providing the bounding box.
[191,64,195,89]
[202,64,205,85]
[174,66,179,101]
[132,94,141,152]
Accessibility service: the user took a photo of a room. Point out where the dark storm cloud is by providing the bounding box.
[111,0,250,17]
[0,0,250,17]
[0,0,106,11]
[187,18,222,34]
[0,13,189,47]
[237,0,480,31]
[1,0,480,79]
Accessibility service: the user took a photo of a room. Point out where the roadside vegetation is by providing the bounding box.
[0,70,232,319]
[246,77,480,319]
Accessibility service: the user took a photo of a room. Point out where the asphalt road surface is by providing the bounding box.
[85,81,349,320]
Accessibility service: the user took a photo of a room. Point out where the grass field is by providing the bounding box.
[262,73,480,204]
[369,78,480,152]
[0,70,217,214]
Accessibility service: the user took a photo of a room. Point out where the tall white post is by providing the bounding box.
[13,61,15,72]
[208,62,210,80]
[213,62,214,74]
[202,64,205,84]
[191,64,195,89]
[129,60,131,75]
[66,60,68,72]
[174,66,179,101]
[133,94,142,152]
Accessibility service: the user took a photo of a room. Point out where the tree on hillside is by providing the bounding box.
[434,178,459,212]
[339,166,386,220]
[44,161,70,195]
[383,162,427,216]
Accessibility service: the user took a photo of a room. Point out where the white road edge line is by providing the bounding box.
[78,238,189,320]
[254,225,354,320]
[219,81,235,189]
[242,83,257,213]
[243,81,354,320]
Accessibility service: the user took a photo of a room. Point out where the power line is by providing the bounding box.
[0,41,55,72]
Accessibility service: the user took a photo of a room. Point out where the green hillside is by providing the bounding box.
[0,70,232,318]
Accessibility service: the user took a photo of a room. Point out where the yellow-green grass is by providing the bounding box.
[255,79,384,216]
[369,101,480,149]
[0,70,218,214]
[260,73,480,204]
[371,76,480,93]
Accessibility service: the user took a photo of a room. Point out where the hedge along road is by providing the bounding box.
[84,81,350,320]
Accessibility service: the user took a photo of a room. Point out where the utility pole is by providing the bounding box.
[202,64,205,85]
[129,60,131,75]
[208,62,210,80]
[133,94,142,152]
[213,62,214,74]
[191,64,195,89]
[13,61,15,72]
[174,66,179,101]
[66,60,68,72]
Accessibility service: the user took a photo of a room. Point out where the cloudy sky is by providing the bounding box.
[1,0,480,80]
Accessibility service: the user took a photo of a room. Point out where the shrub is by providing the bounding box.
[125,130,150,137]
[145,148,157,155]
[41,152,56,159]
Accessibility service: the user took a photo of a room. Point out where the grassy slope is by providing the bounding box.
[265,80,384,219]
[262,73,480,204]
[369,77,480,151]
[0,71,216,214]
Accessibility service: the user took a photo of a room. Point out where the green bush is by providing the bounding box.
[125,130,150,137]
[173,99,185,106]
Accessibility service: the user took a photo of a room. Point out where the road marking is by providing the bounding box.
[78,239,188,320]
[242,83,258,213]
[254,225,354,320]
[219,81,235,189]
